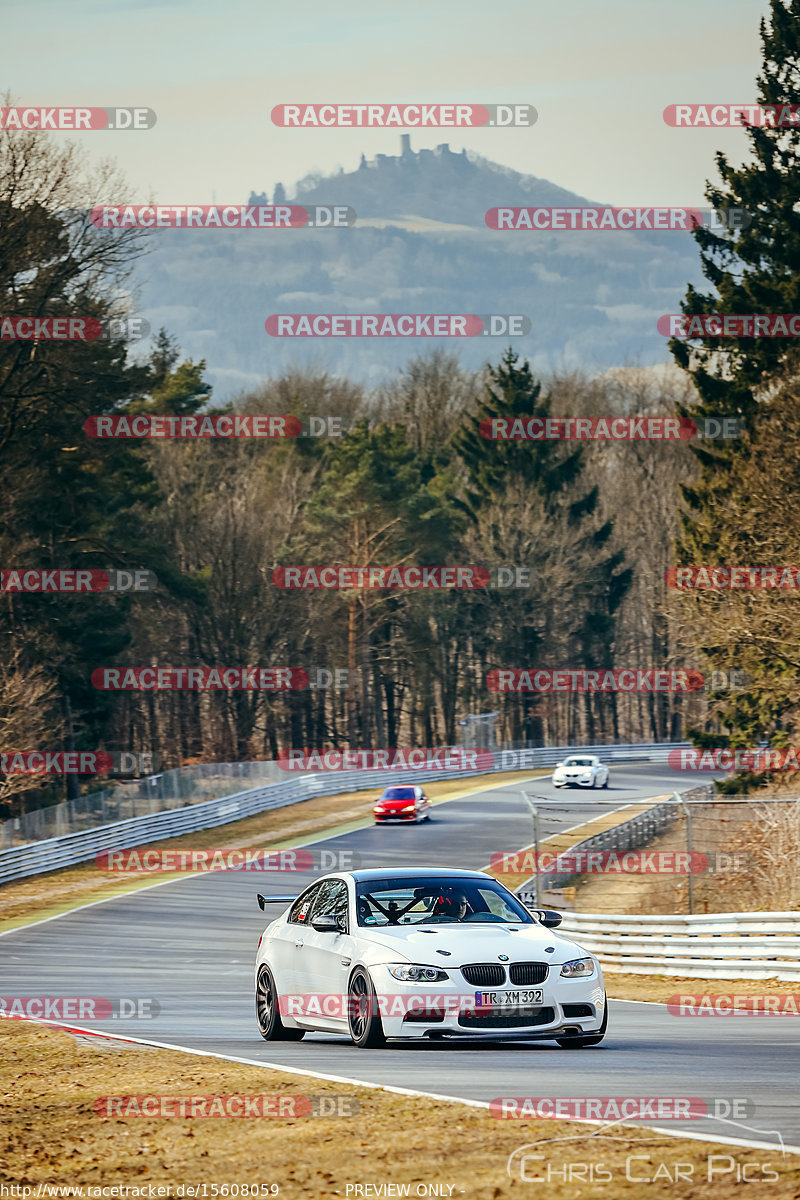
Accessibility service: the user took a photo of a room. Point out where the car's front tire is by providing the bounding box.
[602,775,609,789]
[556,997,607,1048]
[347,967,386,1048]
[256,964,305,1041]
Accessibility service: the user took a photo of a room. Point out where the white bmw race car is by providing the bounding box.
[552,755,609,789]
[254,867,607,1047]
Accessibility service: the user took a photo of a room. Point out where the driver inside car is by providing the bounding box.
[433,889,470,920]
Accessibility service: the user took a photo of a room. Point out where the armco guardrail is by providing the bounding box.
[556,911,800,981]
[0,741,692,886]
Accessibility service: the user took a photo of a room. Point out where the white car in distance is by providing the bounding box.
[552,755,609,789]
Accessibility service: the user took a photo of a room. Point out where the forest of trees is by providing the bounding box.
[4,0,800,813]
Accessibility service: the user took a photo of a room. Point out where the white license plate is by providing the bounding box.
[475,989,543,1006]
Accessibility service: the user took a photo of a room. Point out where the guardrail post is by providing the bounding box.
[521,792,548,909]
[675,790,694,915]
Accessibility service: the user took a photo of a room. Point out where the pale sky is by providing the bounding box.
[2,0,774,208]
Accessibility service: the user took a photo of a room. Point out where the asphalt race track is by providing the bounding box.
[3,763,798,1152]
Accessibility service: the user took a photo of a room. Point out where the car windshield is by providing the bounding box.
[355,876,532,927]
[564,758,593,766]
[381,788,416,800]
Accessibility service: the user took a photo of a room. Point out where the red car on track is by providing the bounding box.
[373,785,431,824]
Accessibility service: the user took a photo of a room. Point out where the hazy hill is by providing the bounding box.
[133,137,704,398]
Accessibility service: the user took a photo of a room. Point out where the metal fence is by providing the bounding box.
[512,792,800,916]
[0,761,286,850]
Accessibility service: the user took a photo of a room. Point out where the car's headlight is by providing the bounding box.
[560,957,595,978]
[401,804,416,811]
[387,964,449,982]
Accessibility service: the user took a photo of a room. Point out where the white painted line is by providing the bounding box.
[4,1013,797,1156]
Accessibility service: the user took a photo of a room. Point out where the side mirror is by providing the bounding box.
[312,913,344,933]
[529,908,563,929]
[554,761,563,768]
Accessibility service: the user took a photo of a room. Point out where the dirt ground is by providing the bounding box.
[603,972,800,1003]
[0,771,549,928]
[1,1020,797,1198]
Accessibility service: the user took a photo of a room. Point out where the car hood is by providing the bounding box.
[356,923,588,965]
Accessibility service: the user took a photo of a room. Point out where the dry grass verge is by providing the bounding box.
[604,973,800,1003]
[1,1020,797,1197]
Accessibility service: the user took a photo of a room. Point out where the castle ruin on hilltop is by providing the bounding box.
[249,137,468,206]
[360,134,468,170]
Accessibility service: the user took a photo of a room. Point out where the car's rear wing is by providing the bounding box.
[257,893,298,910]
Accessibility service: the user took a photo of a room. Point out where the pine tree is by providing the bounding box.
[453,349,631,744]
[669,1,800,771]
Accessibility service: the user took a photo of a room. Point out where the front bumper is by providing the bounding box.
[368,964,605,1040]
[374,811,418,822]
